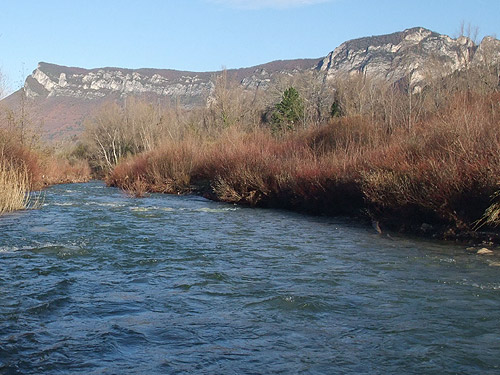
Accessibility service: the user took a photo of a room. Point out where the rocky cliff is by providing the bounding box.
[24,63,213,103]
[317,27,478,88]
[2,27,499,139]
[23,59,318,105]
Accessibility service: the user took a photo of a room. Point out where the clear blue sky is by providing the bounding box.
[1,0,498,95]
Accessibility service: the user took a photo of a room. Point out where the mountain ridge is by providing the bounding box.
[2,27,499,140]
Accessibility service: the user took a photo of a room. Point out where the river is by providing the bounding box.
[0,181,499,374]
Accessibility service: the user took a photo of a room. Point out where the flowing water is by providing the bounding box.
[0,181,499,374]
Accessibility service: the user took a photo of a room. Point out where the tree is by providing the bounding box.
[271,87,304,132]
[2,87,39,149]
[330,96,343,118]
[207,69,262,132]
[82,102,132,173]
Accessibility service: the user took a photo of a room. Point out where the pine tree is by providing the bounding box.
[271,87,304,132]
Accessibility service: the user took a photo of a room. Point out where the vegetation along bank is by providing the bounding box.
[82,67,500,243]
[0,126,91,214]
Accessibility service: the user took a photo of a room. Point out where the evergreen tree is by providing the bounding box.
[330,98,343,118]
[271,87,304,132]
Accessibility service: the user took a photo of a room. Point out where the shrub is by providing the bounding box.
[107,87,500,237]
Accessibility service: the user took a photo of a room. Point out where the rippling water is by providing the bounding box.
[1,181,499,374]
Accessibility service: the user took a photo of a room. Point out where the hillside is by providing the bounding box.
[1,27,498,140]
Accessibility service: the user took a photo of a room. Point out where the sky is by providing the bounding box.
[0,0,499,95]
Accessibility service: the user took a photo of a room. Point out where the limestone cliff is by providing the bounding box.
[23,59,318,106]
[24,63,214,105]
[2,27,499,139]
[317,27,477,88]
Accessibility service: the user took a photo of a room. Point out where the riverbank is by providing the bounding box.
[0,129,91,215]
[106,92,500,245]
[108,177,500,247]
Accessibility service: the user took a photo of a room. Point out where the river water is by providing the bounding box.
[0,181,499,374]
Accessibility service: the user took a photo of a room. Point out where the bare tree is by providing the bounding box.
[457,21,479,44]
[207,69,263,132]
[83,102,130,172]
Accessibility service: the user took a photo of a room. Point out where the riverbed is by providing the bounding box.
[1,181,499,374]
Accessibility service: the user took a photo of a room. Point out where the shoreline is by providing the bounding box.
[103,92,500,249]
[114,179,500,249]
[188,181,500,248]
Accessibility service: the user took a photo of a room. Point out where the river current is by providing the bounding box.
[0,181,499,374]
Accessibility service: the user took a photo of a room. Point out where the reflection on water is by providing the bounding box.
[0,181,499,374]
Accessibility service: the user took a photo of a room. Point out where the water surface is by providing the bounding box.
[1,181,499,374]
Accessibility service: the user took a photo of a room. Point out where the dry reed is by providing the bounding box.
[0,160,30,214]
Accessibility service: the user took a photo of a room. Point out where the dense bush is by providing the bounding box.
[107,89,500,237]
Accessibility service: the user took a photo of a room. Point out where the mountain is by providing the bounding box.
[2,27,498,140]
[318,27,477,87]
[23,59,319,104]
[1,59,318,139]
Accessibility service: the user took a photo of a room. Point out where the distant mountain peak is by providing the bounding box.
[318,27,477,87]
[2,27,499,140]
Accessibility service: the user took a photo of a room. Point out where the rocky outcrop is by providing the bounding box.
[24,63,215,105]
[2,27,499,139]
[317,27,478,88]
[472,36,500,67]
[23,59,318,106]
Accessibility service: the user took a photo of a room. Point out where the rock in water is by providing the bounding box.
[477,248,494,255]
[372,220,382,234]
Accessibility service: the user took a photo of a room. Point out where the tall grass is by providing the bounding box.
[0,159,30,214]
[40,157,92,187]
[108,137,200,197]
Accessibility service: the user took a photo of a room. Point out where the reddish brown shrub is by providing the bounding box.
[108,91,500,235]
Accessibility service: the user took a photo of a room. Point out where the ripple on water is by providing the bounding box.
[87,202,127,208]
[129,206,238,214]
[0,242,90,260]
[46,202,74,207]
[194,207,239,213]
[456,279,500,290]
[245,295,331,313]
[1,181,500,374]
[26,296,72,316]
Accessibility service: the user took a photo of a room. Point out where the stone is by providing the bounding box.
[372,220,382,234]
[420,223,433,232]
[477,248,494,255]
